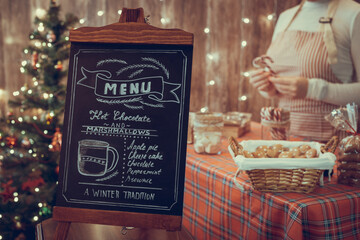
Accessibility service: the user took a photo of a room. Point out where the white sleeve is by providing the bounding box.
[306,12,360,106]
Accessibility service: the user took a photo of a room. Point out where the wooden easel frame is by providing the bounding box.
[53,8,193,240]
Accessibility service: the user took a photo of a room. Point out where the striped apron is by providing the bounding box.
[266,1,342,142]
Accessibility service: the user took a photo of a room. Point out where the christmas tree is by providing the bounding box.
[0,1,78,239]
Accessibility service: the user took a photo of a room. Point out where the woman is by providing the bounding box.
[249,0,360,141]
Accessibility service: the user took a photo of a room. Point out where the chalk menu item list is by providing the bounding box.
[56,42,193,216]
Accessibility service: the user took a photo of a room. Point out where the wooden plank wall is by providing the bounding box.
[0,0,304,121]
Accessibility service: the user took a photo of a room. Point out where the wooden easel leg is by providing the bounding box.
[54,221,71,240]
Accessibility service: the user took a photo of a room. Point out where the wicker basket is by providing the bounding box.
[229,136,338,193]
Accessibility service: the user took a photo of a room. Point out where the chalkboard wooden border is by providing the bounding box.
[53,8,194,238]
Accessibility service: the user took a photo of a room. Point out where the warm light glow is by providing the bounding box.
[209,80,215,86]
[241,40,247,48]
[24,49,29,54]
[18,117,23,122]
[65,36,69,41]
[267,14,275,21]
[242,18,250,24]
[204,27,210,34]
[33,216,39,221]
[21,60,27,66]
[243,72,250,77]
[20,86,26,91]
[14,197,19,202]
[38,203,43,207]
[13,91,20,96]
[10,149,15,154]
[33,116,38,120]
[44,130,48,134]
[47,43,52,47]
[13,192,18,197]
[35,188,40,192]
[97,10,104,16]
[27,89,33,94]
[118,10,122,15]
[79,18,86,24]
[43,93,49,99]
[20,67,25,73]
[35,42,41,47]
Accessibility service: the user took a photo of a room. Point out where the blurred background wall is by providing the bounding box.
[0,0,305,121]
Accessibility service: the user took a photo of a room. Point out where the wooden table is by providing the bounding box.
[36,218,195,240]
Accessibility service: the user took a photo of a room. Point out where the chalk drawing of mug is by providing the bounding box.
[77,139,119,177]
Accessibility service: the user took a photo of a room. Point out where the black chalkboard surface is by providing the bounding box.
[56,41,193,218]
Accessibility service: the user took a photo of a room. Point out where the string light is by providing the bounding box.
[267,13,275,21]
[10,149,15,154]
[97,10,104,16]
[37,23,45,32]
[239,95,248,101]
[20,67,25,73]
[33,216,39,221]
[118,10,122,15]
[243,72,250,77]
[204,27,210,34]
[21,60,27,66]
[13,91,20,96]
[35,8,47,19]
[79,18,86,24]
[24,49,29,54]
[242,18,250,24]
[209,80,215,86]
[35,188,40,192]
[241,40,247,48]
[200,107,208,113]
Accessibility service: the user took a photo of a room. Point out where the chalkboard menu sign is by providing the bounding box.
[53,8,193,232]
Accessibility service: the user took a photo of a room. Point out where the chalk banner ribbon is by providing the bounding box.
[77,67,181,103]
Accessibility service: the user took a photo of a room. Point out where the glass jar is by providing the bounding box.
[260,107,290,140]
[194,112,223,154]
[261,121,289,140]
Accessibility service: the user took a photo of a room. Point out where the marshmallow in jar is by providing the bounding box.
[194,112,223,154]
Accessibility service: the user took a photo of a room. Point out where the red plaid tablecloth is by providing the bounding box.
[182,122,360,240]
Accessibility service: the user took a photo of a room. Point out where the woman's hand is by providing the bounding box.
[269,76,309,98]
[248,69,277,97]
